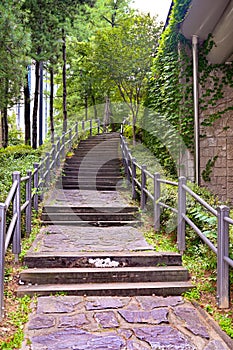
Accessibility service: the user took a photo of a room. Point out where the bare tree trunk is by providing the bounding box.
[0,112,2,147]
[50,67,54,143]
[85,95,88,120]
[32,59,40,149]
[24,70,31,145]
[91,94,98,119]
[62,29,67,133]
[132,113,136,146]
[2,79,9,148]
[103,95,111,132]
[1,108,8,148]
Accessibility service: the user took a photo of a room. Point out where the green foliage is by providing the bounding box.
[202,155,218,182]
[146,0,193,152]
[56,7,162,131]
[0,145,41,202]
[0,296,32,349]
[0,0,30,110]
[198,36,233,128]
[215,313,233,338]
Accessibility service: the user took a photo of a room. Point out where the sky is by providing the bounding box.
[130,0,172,23]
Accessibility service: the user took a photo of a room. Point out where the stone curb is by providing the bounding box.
[192,301,233,349]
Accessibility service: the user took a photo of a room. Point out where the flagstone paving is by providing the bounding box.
[21,295,232,349]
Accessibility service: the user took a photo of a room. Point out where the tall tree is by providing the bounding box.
[93,14,162,142]
[0,0,30,147]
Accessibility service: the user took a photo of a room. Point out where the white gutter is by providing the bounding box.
[192,35,200,184]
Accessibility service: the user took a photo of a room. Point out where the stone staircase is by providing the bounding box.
[61,133,123,191]
[18,132,193,297]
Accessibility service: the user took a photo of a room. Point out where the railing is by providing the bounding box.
[0,118,101,320]
[120,134,233,309]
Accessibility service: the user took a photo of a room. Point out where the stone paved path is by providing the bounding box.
[19,131,233,350]
[21,295,232,350]
[20,188,233,349]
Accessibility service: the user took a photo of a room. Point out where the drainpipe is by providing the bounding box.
[192,35,200,185]
[39,61,43,146]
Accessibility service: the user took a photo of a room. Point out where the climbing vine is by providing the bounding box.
[143,0,233,182]
[143,0,194,172]
[198,35,233,128]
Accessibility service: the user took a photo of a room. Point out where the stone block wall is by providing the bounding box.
[199,73,233,201]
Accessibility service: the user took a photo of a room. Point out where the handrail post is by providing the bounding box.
[56,137,61,167]
[75,122,78,138]
[33,163,39,211]
[52,144,56,171]
[12,171,21,261]
[90,119,92,136]
[120,123,124,135]
[125,143,131,183]
[178,176,186,254]
[39,157,45,201]
[140,165,147,210]
[131,158,137,200]
[217,205,230,309]
[69,128,72,150]
[46,152,50,185]
[82,120,85,131]
[0,203,6,321]
[97,119,100,134]
[121,138,126,174]
[154,173,161,231]
[25,170,32,236]
[61,133,65,159]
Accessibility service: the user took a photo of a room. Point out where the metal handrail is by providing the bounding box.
[120,131,233,309]
[0,118,101,321]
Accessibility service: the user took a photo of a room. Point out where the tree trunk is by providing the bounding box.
[132,112,136,146]
[32,59,40,149]
[24,70,31,145]
[91,94,98,119]
[1,108,8,148]
[85,94,88,120]
[103,95,111,132]
[0,112,2,147]
[62,29,67,133]
[2,79,9,148]
[50,67,55,144]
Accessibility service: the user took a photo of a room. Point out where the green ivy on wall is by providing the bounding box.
[143,0,194,173]
[198,35,233,128]
[143,0,233,181]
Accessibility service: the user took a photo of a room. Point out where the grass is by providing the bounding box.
[0,212,41,349]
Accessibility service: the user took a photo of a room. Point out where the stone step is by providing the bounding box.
[64,160,121,166]
[61,177,122,182]
[62,169,122,175]
[23,251,183,269]
[77,141,120,148]
[43,206,139,213]
[41,220,141,227]
[59,184,126,191]
[61,176,123,181]
[62,168,122,173]
[17,281,194,297]
[19,266,190,285]
[41,212,140,222]
[61,181,122,187]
